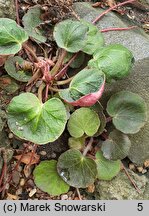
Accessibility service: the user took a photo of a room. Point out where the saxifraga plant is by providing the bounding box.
[0,0,147,196]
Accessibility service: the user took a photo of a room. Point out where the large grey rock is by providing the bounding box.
[102,58,149,166]
[0,0,16,19]
[73,2,149,166]
[95,170,149,200]
[73,2,149,61]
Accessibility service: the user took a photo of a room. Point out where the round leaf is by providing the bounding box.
[91,102,106,136]
[0,18,28,55]
[64,52,85,69]
[57,149,97,188]
[95,151,121,180]
[88,44,133,82]
[59,68,105,107]
[53,19,88,53]
[4,56,32,82]
[81,20,105,55]
[7,93,67,144]
[107,91,147,134]
[68,137,85,150]
[101,130,131,160]
[67,108,100,138]
[34,160,70,196]
[22,6,47,43]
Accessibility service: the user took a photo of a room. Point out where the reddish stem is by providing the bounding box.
[92,0,135,24]
[0,146,28,193]
[101,26,137,32]
[122,163,141,194]
[55,52,79,80]
[45,84,49,102]
[28,144,38,166]
[83,137,94,156]
[106,116,112,123]
[0,161,7,187]
[101,132,108,140]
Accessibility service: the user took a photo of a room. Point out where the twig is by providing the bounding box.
[23,44,39,63]
[27,69,41,86]
[83,137,94,156]
[0,150,7,187]
[15,0,20,25]
[55,52,78,80]
[86,153,96,160]
[106,117,112,123]
[0,146,28,193]
[38,82,45,103]
[92,0,135,24]
[56,76,74,85]
[51,49,67,76]
[45,84,49,101]
[101,26,137,32]
[28,144,37,166]
[48,86,60,93]
[122,163,141,194]
[76,188,82,200]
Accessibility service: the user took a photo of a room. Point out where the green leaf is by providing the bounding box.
[69,68,104,100]
[67,108,100,138]
[88,44,133,82]
[64,52,85,68]
[4,56,32,82]
[68,136,85,150]
[7,93,67,144]
[34,160,70,196]
[53,19,88,53]
[59,68,105,106]
[91,102,106,136]
[101,130,131,160]
[57,149,97,188]
[81,20,105,55]
[22,6,47,43]
[0,18,28,55]
[107,91,147,134]
[95,151,121,180]
[0,75,19,94]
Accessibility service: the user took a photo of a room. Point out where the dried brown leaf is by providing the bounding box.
[14,152,40,165]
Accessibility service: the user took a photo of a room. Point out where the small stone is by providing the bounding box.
[27,179,35,187]
[8,133,13,139]
[29,188,37,197]
[142,169,147,174]
[12,171,20,185]
[51,152,56,158]
[6,193,19,200]
[39,151,47,156]
[20,178,25,187]
[137,166,144,173]
[144,160,149,168]
[61,194,68,200]
[129,163,136,171]
[87,184,95,193]
[16,188,22,195]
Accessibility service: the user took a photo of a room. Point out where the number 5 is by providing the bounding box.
[137,203,143,211]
